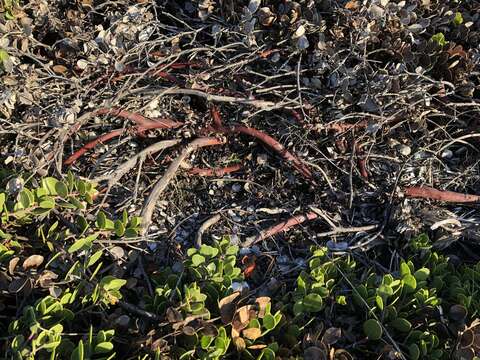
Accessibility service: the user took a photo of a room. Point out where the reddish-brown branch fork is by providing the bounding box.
[210,106,314,182]
[188,164,242,177]
[63,108,183,166]
[243,211,319,247]
[404,186,480,203]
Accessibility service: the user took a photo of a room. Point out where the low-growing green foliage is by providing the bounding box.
[2,172,480,359]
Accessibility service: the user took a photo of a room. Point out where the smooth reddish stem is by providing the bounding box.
[246,211,319,246]
[210,106,313,182]
[229,125,313,180]
[94,108,182,129]
[64,129,125,165]
[188,164,242,177]
[64,110,183,166]
[404,186,480,203]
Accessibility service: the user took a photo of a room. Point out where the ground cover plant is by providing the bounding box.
[1,0,480,359]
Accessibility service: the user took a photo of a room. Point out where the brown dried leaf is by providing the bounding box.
[52,65,68,75]
[22,255,44,270]
[242,327,261,340]
[345,1,359,10]
[248,344,267,350]
[219,291,240,324]
[37,270,58,288]
[322,327,342,345]
[166,307,183,323]
[255,296,270,318]
[233,337,246,351]
[8,257,20,275]
[237,305,252,325]
[182,326,196,336]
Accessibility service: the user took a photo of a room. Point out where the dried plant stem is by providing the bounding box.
[94,139,181,185]
[195,214,222,249]
[140,137,225,235]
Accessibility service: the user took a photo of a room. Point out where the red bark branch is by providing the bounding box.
[243,211,318,246]
[188,164,242,177]
[404,186,480,203]
[64,110,183,166]
[210,106,314,182]
[64,129,125,166]
[94,108,182,129]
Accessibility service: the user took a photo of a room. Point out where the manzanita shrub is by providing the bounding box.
[2,171,480,359]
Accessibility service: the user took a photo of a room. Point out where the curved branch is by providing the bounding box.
[140,137,225,235]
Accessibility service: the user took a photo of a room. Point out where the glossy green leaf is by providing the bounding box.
[390,318,411,332]
[302,293,323,312]
[402,275,417,293]
[114,220,125,237]
[363,319,382,340]
[408,344,420,360]
[55,181,69,198]
[94,342,114,354]
[192,254,206,266]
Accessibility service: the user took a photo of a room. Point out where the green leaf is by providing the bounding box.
[55,181,69,198]
[431,33,447,46]
[199,245,219,257]
[191,254,206,267]
[259,348,275,360]
[94,342,114,354]
[453,12,463,26]
[302,293,323,312]
[41,177,59,195]
[408,344,420,360]
[375,295,384,311]
[0,193,6,210]
[363,319,382,340]
[377,284,393,298]
[114,220,125,237]
[87,250,103,267]
[414,268,430,281]
[100,276,126,291]
[390,318,412,332]
[68,234,97,253]
[39,197,55,209]
[18,189,33,209]
[400,262,411,277]
[124,228,137,238]
[96,211,107,229]
[0,49,12,71]
[200,335,213,349]
[402,274,417,293]
[68,196,84,210]
[263,314,276,330]
[225,245,239,256]
[71,340,84,360]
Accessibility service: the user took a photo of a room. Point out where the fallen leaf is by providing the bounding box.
[22,255,44,270]
[219,291,240,324]
[8,257,20,275]
[345,1,359,10]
